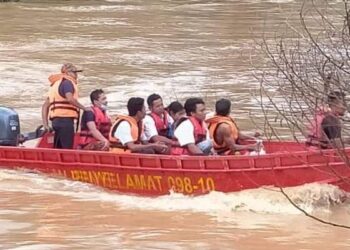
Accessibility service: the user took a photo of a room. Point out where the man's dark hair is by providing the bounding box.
[127,97,144,116]
[328,91,345,104]
[147,93,162,107]
[215,98,231,116]
[90,89,104,103]
[184,98,205,116]
[167,101,184,114]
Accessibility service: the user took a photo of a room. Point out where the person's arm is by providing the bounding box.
[60,80,90,112]
[322,115,343,148]
[150,135,180,146]
[65,92,90,112]
[186,143,204,155]
[174,120,204,155]
[126,141,168,154]
[219,124,258,153]
[238,131,259,141]
[144,116,179,146]
[86,121,109,147]
[41,97,50,130]
[115,121,168,154]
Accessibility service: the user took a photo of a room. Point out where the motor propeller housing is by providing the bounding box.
[0,107,20,146]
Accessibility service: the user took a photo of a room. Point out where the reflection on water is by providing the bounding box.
[1,0,350,249]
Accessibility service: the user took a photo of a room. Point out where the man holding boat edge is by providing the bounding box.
[206,98,260,155]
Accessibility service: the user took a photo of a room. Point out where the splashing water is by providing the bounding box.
[0,169,346,216]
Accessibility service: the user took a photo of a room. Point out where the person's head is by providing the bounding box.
[127,97,146,120]
[147,93,164,115]
[328,91,347,116]
[184,98,206,121]
[215,98,231,116]
[167,101,185,122]
[90,89,107,110]
[61,63,83,79]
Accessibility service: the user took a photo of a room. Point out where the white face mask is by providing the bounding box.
[100,103,108,111]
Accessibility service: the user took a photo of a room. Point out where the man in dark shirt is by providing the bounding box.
[306,91,347,149]
[42,63,90,149]
[322,92,347,148]
[79,89,111,151]
[322,114,342,141]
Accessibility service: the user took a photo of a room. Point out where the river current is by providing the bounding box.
[1,0,350,249]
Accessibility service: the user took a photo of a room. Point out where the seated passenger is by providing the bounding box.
[173,98,212,155]
[143,94,179,147]
[109,97,169,154]
[167,101,186,133]
[79,89,111,151]
[306,91,347,149]
[206,98,259,155]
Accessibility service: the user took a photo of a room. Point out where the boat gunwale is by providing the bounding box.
[0,145,347,172]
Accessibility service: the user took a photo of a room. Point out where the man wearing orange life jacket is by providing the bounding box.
[306,91,347,149]
[143,93,180,147]
[41,63,90,149]
[206,98,259,155]
[109,97,169,154]
[173,98,212,155]
[79,89,111,151]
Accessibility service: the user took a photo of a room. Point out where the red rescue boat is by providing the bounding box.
[0,132,350,196]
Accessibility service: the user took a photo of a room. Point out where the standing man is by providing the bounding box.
[41,63,90,149]
[79,89,111,151]
[143,93,179,146]
[173,98,212,155]
[206,98,259,155]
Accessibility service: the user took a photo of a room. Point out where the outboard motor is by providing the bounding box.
[0,107,20,146]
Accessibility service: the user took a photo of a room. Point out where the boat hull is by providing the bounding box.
[1,140,350,196]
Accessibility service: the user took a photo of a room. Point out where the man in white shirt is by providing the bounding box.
[174,98,212,155]
[143,93,179,147]
[110,97,168,154]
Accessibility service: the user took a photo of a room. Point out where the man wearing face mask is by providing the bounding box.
[79,89,111,151]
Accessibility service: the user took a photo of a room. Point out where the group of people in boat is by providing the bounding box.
[41,63,347,155]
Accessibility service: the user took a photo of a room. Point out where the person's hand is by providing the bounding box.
[101,140,110,151]
[18,134,26,144]
[170,140,180,147]
[248,142,260,152]
[154,143,169,154]
[43,124,53,132]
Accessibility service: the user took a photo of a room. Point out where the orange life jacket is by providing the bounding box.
[48,73,79,120]
[148,111,170,137]
[79,106,112,147]
[206,115,239,153]
[306,107,333,148]
[109,115,143,146]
